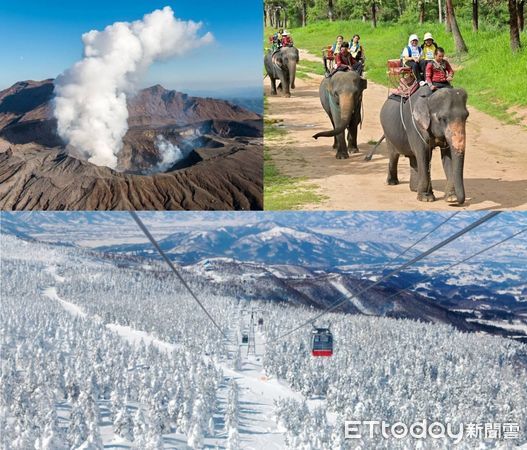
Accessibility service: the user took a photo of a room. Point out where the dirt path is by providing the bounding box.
[265,49,527,210]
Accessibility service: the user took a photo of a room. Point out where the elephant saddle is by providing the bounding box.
[390,78,419,100]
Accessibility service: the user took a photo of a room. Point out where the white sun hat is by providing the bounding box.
[408,34,419,44]
[424,32,434,41]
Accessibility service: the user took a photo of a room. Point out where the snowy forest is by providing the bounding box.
[1,229,527,448]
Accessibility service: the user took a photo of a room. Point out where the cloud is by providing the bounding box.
[53,6,213,169]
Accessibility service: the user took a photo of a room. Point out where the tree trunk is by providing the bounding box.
[397,0,403,17]
[518,0,525,31]
[302,0,307,27]
[372,1,377,28]
[419,1,425,24]
[445,0,452,32]
[447,0,468,52]
[509,0,522,51]
[438,0,443,23]
[264,6,268,28]
[472,0,478,31]
[328,0,334,21]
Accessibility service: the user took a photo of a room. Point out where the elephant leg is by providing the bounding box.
[441,147,457,203]
[386,140,400,185]
[329,102,348,159]
[329,116,338,149]
[415,145,435,202]
[335,132,348,159]
[270,77,278,96]
[347,111,360,154]
[409,155,418,192]
[278,73,291,98]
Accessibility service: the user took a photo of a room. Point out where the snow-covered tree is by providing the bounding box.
[114,407,133,441]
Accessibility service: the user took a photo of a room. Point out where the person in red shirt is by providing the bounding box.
[426,47,454,90]
[281,30,293,47]
[327,42,363,77]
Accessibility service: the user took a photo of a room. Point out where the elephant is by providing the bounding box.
[379,86,469,204]
[312,70,367,159]
[264,46,299,98]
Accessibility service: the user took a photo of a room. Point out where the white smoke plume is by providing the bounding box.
[154,135,191,172]
[54,6,213,169]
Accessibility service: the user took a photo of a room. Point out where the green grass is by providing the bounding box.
[266,21,527,123]
[297,59,326,76]
[264,148,325,210]
[264,94,326,210]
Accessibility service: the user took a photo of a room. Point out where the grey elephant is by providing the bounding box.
[264,46,299,98]
[380,86,469,204]
[312,70,367,159]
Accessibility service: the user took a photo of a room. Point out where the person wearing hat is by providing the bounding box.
[281,30,293,47]
[419,32,438,76]
[401,34,423,81]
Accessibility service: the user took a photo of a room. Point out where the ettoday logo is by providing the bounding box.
[344,420,520,443]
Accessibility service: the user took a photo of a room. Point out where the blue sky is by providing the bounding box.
[0,0,262,96]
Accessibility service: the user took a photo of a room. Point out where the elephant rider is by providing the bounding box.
[270,29,283,52]
[349,34,365,64]
[323,35,343,74]
[331,35,344,55]
[426,47,454,91]
[419,32,438,76]
[327,42,363,77]
[401,34,423,81]
[281,30,293,47]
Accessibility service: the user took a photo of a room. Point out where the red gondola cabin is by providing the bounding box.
[311,328,333,357]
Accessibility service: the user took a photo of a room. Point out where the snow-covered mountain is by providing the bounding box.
[99,221,403,267]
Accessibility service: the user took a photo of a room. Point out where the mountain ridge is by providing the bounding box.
[0,79,263,210]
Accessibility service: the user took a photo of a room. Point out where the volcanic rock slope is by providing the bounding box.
[0,80,263,210]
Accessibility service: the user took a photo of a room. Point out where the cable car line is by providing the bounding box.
[273,211,501,342]
[383,227,527,303]
[385,211,459,266]
[354,211,459,291]
[129,211,227,339]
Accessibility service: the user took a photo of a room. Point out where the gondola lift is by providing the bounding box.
[311,327,333,357]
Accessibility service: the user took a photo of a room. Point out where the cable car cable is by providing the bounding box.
[354,211,459,291]
[384,227,527,303]
[129,211,227,339]
[386,211,459,266]
[273,211,501,342]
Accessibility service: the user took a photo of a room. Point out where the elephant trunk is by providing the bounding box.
[313,94,353,139]
[288,59,297,90]
[446,121,466,205]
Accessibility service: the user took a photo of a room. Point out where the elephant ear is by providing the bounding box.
[412,97,431,131]
[271,53,283,68]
